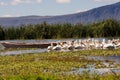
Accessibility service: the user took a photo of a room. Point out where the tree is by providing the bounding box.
[0,26,5,40]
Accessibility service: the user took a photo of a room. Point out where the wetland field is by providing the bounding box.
[0,1,120,80]
[0,48,120,80]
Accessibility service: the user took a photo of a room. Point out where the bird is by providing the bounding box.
[52,42,61,51]
[61,42,68,50]
[103,40,115,50]
[74,40,84,50]
[67,41,75,50]
[47,43,54,50]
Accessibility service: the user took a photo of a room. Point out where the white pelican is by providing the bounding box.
[47,43,54,50]
[101,39,106,49]
[94,40,101,49]
[68,41,75,50]
[52,42,61,51]
[103,40,115,49]
[74,40,84,49]
[112,39,120,49]
[61,42,68,50]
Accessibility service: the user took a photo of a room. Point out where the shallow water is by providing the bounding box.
[70,67,120,75]
[0,38,108,43]
[0,49,47,56]
[69,55,120,75]
[69,62,120,75]
[87,56,120,63]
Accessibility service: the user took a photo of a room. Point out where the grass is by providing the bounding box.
[0,49,120,80]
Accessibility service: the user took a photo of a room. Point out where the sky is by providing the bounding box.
[0,0,120,17]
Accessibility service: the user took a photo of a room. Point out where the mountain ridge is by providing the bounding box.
[0,2,120,27]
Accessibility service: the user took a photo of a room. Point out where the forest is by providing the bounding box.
[0,19,120,40]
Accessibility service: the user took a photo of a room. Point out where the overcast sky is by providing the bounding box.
[0,0,119,17]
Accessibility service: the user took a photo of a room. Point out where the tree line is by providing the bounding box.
[0,19,120,40]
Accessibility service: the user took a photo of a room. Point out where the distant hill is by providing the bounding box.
[0,2,120,27]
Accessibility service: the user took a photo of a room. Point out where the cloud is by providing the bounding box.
[56,0,71,4]
[76,9,87,13]
[36,0,42,3]
[0,2,7,6]
[94,0,119,2]
[11,0,32,5]
[1,14,13,17]
[11,0,42,5]
[1,14,21,17]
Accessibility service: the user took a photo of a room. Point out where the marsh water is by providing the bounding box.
[0,38,115,54]
[0,38,107,43]
[0,39,120,75]
[0,49,47,56]
[69,56,120,75]
[0,38,104,54]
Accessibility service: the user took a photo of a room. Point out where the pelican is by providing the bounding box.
[112,39,120,49]
[47,43,54,50]
[101,39,106,49]
[89,39,95,49]
[52,42,61,51]
[103,40,115,49]
[68,41,75,50]
[61,42,68,50]
[74,40,84,49]
[94,40,101,49]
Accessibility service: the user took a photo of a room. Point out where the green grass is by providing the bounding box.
[0,49,120,80]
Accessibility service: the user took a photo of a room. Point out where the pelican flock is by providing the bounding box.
[47,38,120,51]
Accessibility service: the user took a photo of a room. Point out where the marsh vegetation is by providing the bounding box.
[0,49,120,80]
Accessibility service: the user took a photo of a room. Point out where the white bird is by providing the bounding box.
[52,42,61,51]
[61,42,68,50]
[74,40,84,49]
[112,39,120,49]
[47,43,54,50]
[101,39,106,49]
[103,40,115,49]
[67,41,75,50]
